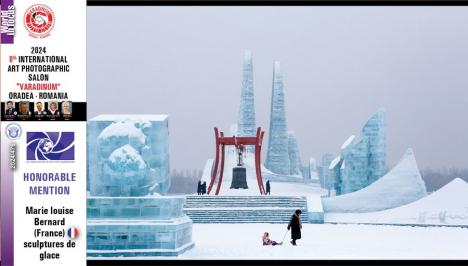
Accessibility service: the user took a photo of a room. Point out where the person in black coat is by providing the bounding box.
[287,209,302,246]
[265,180,271,195]
[202,181,207,195]
[197,180,202,195]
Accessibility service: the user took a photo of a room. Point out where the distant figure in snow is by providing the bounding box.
[262,232,282,246]
[202,181,207,195]
[287,209,302,246]
[266,180,271,195]
[197,180,202,195]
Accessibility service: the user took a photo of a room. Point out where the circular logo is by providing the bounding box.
[24,4,55,38]
[37,138,54,154]
[5,123,22,140]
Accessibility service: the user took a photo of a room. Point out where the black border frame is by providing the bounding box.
[86,260,468,266]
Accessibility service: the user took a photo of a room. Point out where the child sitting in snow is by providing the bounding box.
[262,232,282,246]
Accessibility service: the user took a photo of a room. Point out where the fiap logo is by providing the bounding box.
[24,4,55,38]
[5,123,22,140]
[26,132,74,161]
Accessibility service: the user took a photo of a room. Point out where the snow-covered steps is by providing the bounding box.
[184,196,311,224]
[185,196,307,207]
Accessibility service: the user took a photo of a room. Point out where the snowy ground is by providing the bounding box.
[125,223,468,260]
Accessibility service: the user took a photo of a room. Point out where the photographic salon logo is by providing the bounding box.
[26,132,74,161]
[5,123,22,140]
[24,4,55,38]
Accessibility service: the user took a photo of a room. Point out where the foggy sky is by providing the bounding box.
[87,6,468,171]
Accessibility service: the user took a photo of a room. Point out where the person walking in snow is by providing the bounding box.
[262,232,282,246]
[266,180,271,195]
[287,209,302,246]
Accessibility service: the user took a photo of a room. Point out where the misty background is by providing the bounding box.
[87,6,468,188]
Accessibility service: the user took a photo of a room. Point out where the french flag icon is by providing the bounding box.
[67,227,79,239]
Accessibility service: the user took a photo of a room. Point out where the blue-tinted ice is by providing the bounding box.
[322,109,387,195]
[87,115,194,257]
[88,115,170,196]
[265,62,291,175]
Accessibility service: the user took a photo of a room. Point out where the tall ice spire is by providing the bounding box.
[361,107,386,184]
[237,50,256,138]
[265,61,291,175]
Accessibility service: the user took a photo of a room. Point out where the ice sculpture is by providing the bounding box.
[87,115,194,257]
[325,109,387,195]
[340,136,369,194]
[237,50,256,139]
[328,155,343,194]
[288,131,303,176]
[265,61,291,175]
[362,107,386,184]
[319,153,334,189]
[88,115,170,196]
[322,148,427,213]
[326,178,468,226]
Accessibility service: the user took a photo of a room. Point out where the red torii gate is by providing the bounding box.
[207,127,266,195]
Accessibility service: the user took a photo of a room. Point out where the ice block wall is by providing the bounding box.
[361,108,387,184]
[340,137,369,194]
[87,196,194,256]
[87,115,194,257]
[321,108,387,195]
[320,153,335,189]
[322,148,427,213]
[88,115,170,196]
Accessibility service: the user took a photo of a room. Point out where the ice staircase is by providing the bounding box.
[184,196,309,224]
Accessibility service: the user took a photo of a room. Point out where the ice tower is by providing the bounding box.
[325,109,387,195]
[265,62,291,175]
[328,155,343,195]
[319,153,334,189]
[340,136,369,194]
[362,108,386,184]
[87,115,194,257]
[322,148,427,212]
[237,50,256,138]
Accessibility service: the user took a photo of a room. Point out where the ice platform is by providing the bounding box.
[87,196,194,257]
[87,115,194,257]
